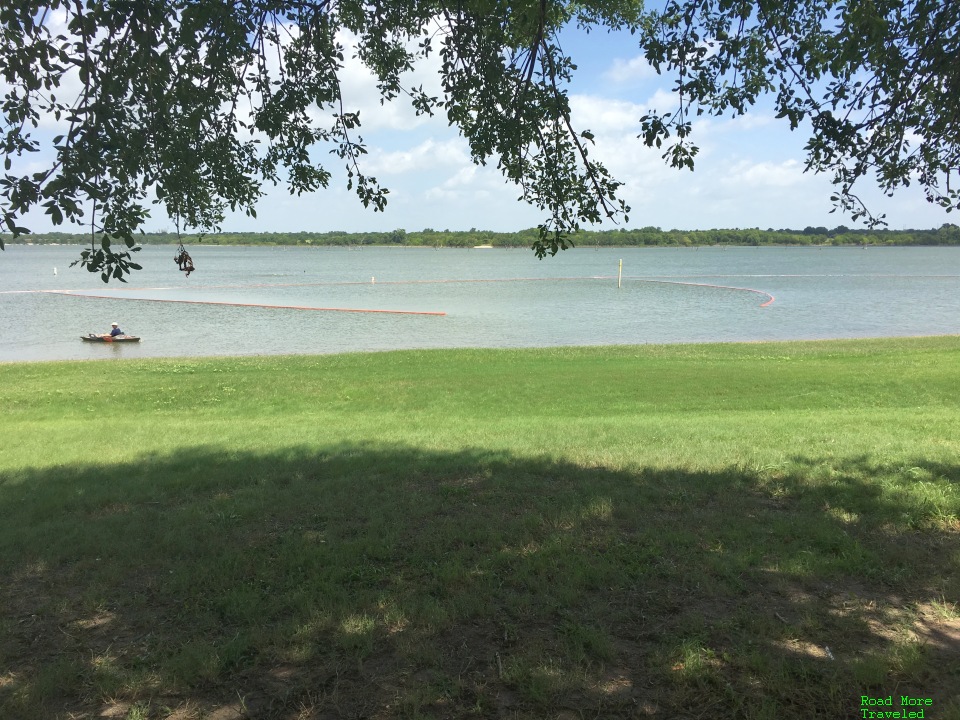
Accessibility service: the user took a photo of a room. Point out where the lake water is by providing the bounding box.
[1,244,958,362]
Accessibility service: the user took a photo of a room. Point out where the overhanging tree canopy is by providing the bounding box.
[638,0,960,225]
[1,0,957,281]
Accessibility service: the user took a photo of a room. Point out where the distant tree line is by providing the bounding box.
[5,224,960,248]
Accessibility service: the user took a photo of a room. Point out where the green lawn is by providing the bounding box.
[1,337,959,719]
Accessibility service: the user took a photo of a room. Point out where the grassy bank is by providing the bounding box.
[1,338,959,719]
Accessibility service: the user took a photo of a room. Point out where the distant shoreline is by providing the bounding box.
[3,224,960,249]
[8,242,960,249]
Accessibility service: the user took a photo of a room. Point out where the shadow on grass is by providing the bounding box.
[1,444,958,719]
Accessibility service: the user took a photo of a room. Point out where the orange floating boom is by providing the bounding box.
[46,291,446,316]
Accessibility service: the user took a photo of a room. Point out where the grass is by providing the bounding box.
[1,337,959,719]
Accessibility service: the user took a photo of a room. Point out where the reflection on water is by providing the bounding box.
[1,244,958,362]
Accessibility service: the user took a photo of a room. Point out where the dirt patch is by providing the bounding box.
[913,605,960,654]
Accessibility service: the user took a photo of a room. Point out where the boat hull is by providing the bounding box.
[81,334,141,343]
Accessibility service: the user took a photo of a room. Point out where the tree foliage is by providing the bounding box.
[1,0,957,281]
[0,0,638,279]
[638,0,960,224]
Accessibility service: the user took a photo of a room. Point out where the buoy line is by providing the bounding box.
[5,272,957,297]
[36,274,776,307]
[631,278,776,307]
[44,291,446,316]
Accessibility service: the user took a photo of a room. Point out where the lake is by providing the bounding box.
[1,244,958,362]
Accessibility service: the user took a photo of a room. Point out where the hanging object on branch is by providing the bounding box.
[174,243,195,276]
[173,217,195,277]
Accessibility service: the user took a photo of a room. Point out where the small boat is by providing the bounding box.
[81,334,141,343]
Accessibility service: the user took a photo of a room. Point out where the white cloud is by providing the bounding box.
[603,55,657,84]
[305,28,445,133]
[726,113,776,131]
[569,94,644,134]
[720,159,806,189]
[569,87,689,135]
[364,138,469,175]
[425,165,502,201]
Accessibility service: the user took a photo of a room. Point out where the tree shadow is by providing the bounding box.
[1,444,958,719]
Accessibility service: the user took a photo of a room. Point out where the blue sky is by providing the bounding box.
[15,21,955,235]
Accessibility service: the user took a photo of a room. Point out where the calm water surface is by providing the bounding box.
[2,244,958,362]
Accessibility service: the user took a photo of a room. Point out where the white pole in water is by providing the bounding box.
[371,276,375,284]
[53,267,57,276]
[618,259,622,288]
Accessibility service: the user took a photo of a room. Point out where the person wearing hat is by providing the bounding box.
[98,322,124,339]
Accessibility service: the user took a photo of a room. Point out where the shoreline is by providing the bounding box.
[6,241,960,249]
[4,333,959,366]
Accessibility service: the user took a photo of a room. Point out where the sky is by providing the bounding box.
[13,20,956,235]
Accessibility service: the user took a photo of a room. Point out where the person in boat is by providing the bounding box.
[99,322,124,339]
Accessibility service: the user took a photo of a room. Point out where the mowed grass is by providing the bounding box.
[1,337,959,719]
